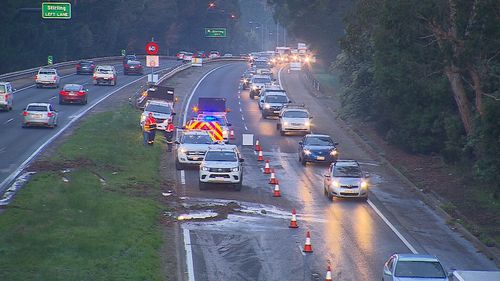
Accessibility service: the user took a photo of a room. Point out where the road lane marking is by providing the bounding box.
[367,199,418,254]
[278,66,284,87]
[239,108,242,112]
[49,96,57,100]
[182,65,229,125]
[358,161,380,166]
[241,116,244,121]
[3,118,14,125]
[183,228,196,281]
[0,66,173,193]
[299,245,306,256]
[180,170,186,185]
[0,147,6,154]
[244,125,248,131]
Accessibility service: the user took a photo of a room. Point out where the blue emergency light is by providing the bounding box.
[203,116,218,122]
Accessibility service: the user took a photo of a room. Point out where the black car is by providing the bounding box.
[124,60,143,75]
[123,54,137,65]
[76,60,95,75]
[298,134,339,166]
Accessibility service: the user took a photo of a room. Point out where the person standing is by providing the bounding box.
[164,119,175,152]
[143,112,157,145]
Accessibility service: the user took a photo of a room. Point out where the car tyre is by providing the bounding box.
[234,181,242,191]
[325,187,333,201]
[262,112,267,119]
[175,158,184,170]
[250,92,255,99]
[83,98,88,105]
[280,130,285,136]
[300,156,307,166]
[276,123,281,130]
[199,181,207,190]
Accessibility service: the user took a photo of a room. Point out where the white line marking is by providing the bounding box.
[183,228,196,281]
[241,116,245,121]
[49,96,56,100]
[0,147,6,154]
[3,118,14,125]
[238,100,241,105]
[299,245,306,256]
[368,200,418,254]
[0,66,173,192]
[238,95,241,99]
[182,65,229,125]
[358,161,379,166]
[180,170,186,185]
[244,125,248,131]
[239,108,242,112]
[278,66,284,87]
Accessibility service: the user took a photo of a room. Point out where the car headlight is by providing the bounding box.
[331,180,340,188]
[201,166,209,171]
[223,129,229,137]
[179,148,187,154]
[330,149,338,156]
[264,103,271,109]
[283,121,289,126]
[303,149,311,155]
[305,120,310,127]
[360,181,368,189]
[252,85,258,90]
[231,167,239,172]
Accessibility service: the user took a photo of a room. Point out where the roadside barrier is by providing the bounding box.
[272,182,281,197]
[289,209,299,228]
[303,231,313,253]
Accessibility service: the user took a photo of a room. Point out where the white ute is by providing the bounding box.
[93,65,117,86]
[175,130,214,170]
[199,144,244,191]
[35,68,60,88]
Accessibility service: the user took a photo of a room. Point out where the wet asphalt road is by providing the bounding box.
[0,59,181,192]
[175,63,496,281]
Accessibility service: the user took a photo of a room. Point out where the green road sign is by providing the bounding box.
[42,2,71,19]
[121,49,126,56]
[47,55,53,65]
[205,28,227,38]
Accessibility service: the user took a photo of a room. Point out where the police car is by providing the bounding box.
[175,130,214,170]
[199,144,244,191]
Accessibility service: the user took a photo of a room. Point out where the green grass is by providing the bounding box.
[0,106,167,280]
[311,63,342,95]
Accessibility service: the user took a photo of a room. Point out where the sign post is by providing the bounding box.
[204,28,227,38]
[145,40,159,84]
[42,2,71,19]
[47,55,53,65]
[121,49,126,56]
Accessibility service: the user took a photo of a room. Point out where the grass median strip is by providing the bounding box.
[0,106,168,280]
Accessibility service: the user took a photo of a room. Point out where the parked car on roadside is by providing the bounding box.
[22,103,58,128]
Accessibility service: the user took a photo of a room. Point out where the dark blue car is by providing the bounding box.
[298,134,339,165]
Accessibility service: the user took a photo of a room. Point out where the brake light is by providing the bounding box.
[47,112,54,117]
[60,91,66,95]
[23,111,28,116]
[4,94,9,101]
[93,75,97,79]
[35,75,38,80]
[76,64,81,68]
[53,76,57,81]
[125,65,129,68]
[78,91,85,95]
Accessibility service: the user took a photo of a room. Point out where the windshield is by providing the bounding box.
[395,261,446,278]
[305,136,334,146]
[39,70,56,75]
[204,151,237,162]
[63,85,82,91]
[96,68,113,74]
[27,105,48,112]
[333,165,362,178]
[253,78,271,84]
[265,95,288,103]
[283,111,308,118]
[128,61,141,66]
[79,61,93,66]
[0,85,5,93]
[182,134,213,144]
[145,104,172,114]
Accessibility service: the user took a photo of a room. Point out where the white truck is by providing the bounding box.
[449,270,500,281]
[35,68,60,88]
[93,65,117,86]
[199,144,244,191]
[0,82,15,111]
[175,130,214,170]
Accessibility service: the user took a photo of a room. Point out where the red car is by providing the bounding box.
[59,84,88,105]
[124,60,143,75]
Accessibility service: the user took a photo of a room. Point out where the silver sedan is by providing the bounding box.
[22,103,58,128]
[383,254,449,281]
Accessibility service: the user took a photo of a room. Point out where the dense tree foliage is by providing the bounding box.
[270,0,500,183]
[0,0,260,74]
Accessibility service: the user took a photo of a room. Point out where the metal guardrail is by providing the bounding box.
[303,65,321,92]
[0,55,177,82]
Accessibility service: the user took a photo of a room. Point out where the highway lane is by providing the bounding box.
[176,62,496,281]
[0,59,181,190]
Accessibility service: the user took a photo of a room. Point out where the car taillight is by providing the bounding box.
[93,75,97,79]
[125,65,129,68]
[60,91,66,95]
[4,94,9,101]
[23,111,28,116]
[47,112,54,117]
[78,91,85,95]
[53,76,57,81]
[35,75,38,80]
[76,64,81,68]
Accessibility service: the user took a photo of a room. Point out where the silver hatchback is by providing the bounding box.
[22,103,58,128]
[383,254,449,281]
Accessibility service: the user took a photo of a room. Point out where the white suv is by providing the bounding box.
[277,105,312,135]
[199,144,244,191]
[175,130,214,170]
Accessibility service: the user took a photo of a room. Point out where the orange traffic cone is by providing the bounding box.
[255,139,262,151]
[325,265,332,281]
[229,129,235,139]
[303,231,313,253]
[269,169,278,184]
[273,183,281,197]
[289,208,299,228]
[257,150,264,161]
[264,159,271,174]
